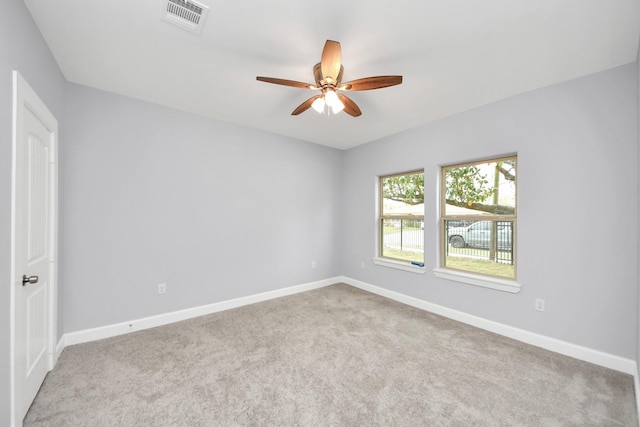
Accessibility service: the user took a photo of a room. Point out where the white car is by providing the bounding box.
[447,221,513,249]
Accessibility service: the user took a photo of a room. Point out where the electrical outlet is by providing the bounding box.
[535,298,545,312]
[360,261,365,269]
[157,283,166,295]
[311,261,316,269]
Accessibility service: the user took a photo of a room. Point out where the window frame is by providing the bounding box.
[377,169,425,267]
[438,155,518,288]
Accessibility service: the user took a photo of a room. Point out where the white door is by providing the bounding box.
[12,71,58,425]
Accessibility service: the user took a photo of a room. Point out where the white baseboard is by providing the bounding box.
[54,335,65,362]
[340,276,637,376]
[58,275,636,378]
[63,277,339,348]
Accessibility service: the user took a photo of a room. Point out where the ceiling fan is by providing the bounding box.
[256,40,402,117]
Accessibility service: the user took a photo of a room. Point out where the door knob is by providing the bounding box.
[22,275,38,286]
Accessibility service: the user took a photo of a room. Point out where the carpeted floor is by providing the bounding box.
[25,284,637,426]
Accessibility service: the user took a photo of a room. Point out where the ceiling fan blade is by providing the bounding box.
[340,75,403,91]
[291,95,321,115]
[336,65,344,86]
[256,76,315,89]
[320,40,342,84]
[337,94,362,117]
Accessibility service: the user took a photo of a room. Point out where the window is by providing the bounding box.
[441,156,516,279]
[379,170,424,264]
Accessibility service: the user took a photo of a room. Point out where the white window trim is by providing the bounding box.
[373,257,426,274]
[378,169,425,267]
[433,267,520,293]
[439,155,517,287]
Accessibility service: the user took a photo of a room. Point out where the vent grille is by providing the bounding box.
[167,0,202,25]
[162,0,210,34]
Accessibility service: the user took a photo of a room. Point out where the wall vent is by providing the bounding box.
[162,0,210,34]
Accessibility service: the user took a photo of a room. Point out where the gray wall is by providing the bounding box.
[341,63,639,359]
[0,0,66,424]
[62,84,342,332]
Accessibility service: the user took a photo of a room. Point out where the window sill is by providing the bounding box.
[432,268,521,293]
[373,258,426,274]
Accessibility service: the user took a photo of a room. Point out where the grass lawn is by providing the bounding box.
[381,247,424,263]
[381,225,424,262]
[380,250,514,278]
[380,226,514,278]
[382,225,422,235]
[445,256,514,278]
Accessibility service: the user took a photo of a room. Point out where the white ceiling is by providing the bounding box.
[24,0,640,150]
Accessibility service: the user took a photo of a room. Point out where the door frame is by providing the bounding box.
[10,71,59,426]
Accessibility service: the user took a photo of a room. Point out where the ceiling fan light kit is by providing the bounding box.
[314,89,344,115]
[257,40,402,117]
[311,97,325,113]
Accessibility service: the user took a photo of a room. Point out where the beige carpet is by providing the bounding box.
[25,284,637,426]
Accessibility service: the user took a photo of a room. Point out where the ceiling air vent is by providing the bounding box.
[162,0,210,34]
